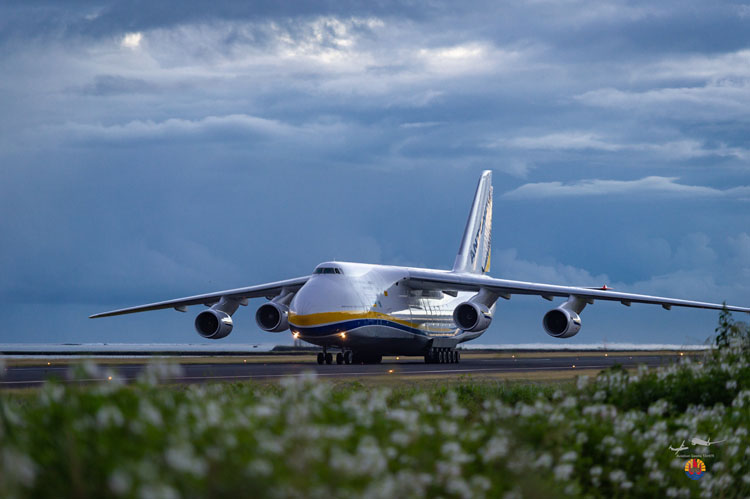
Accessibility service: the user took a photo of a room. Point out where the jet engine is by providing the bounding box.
[453,302,492,332]
[543,307,582,338]
[195,309,233,339]
[256,302,290,332]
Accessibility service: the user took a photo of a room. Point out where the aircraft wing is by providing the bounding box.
[405,268,750,313]
[89,276,309,318]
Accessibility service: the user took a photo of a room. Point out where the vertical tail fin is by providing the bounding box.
[453,170,493,274]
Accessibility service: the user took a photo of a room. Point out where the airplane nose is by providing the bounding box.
[290,276,362,318]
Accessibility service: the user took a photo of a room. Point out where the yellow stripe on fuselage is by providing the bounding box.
[288,310,454,333]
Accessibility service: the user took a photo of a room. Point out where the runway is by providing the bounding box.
[0,353,682,388]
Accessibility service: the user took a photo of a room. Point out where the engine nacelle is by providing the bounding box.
[543,307,582,338]
[256,302,290,333]
[453,302,492,332]
[195,309,233,339]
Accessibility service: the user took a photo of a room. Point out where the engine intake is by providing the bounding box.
[195,309,233,339]
[543,307,581,338]
[453,302,492,332]
[256,302,290,332]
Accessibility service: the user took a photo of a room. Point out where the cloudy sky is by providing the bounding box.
[1,0,749,346]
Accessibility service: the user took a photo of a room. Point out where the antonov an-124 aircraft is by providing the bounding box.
[91,171,749,365]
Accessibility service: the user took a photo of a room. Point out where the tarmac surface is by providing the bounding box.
[0,353,681,388]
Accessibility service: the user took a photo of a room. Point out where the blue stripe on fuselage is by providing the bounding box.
[290,318,452,338]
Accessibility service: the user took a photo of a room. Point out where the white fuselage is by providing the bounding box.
[288,261,484,355]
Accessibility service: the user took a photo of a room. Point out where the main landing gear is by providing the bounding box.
[424,348,460,364]
[317,348,353,365]
[316,349,383,365]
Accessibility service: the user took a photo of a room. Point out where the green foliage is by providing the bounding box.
[1,317,749,498]
[713,305,750,351]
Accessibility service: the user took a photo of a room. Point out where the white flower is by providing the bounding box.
[138,401,162,427]
[439,419,458,435]
[252,404,275,418]
[716,474,733,491]
[388,409,419,430]
[534,453,553,469]
[39,384,65,406]
[164,444,207,477]
[609,469,626,482]
[248,459,272,477]
[503,488,522,499]
[553,464,574,481]
[470,475,491,493]
[481,435,509,462]
[355,436,387,476]
[2,448,36,487]
[648,399,669,417]
[726,380,737,390]
[390,431,412,447]
[519,404,536,418]
[561,396,577,409]
[441,441,461,456]
[576,375,589,390]
[139,484,179,499]
[649,470,664,482]
[590,466,602,477]
[97,405,124,428]
[108,469,131,494]
[601,436,616,447]
[560,451,577,462]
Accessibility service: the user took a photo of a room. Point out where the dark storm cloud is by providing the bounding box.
[80,74,160,95]
[0,0,432,43]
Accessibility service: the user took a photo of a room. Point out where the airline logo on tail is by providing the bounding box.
[481,189,492,273]
[469,186,492,274]
[452,170,493,275]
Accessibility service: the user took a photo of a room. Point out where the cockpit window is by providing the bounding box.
[314,267,343,274]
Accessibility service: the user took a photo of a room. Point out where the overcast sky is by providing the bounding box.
[1,0,749,346]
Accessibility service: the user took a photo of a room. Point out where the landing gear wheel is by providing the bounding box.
[317,352,324,365]
[456,351,460,363]
[439,351,445,364]
[336,352,344,365]
[344,351,352,364]
[325,352,333,365]
[452,351,458,363]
